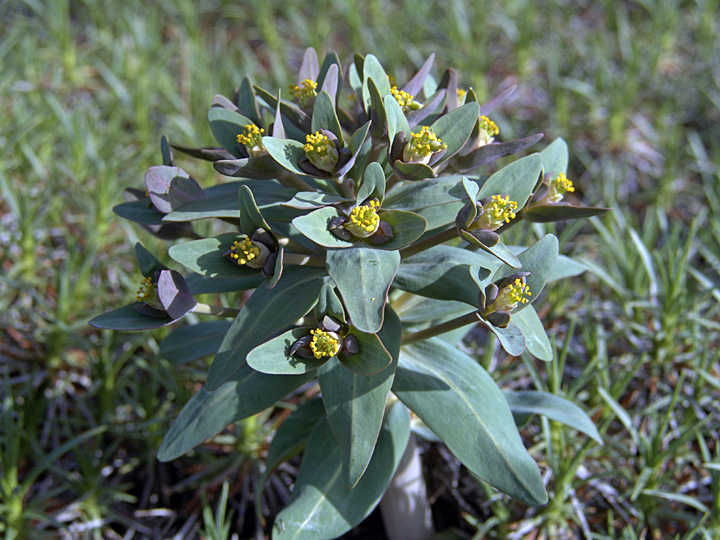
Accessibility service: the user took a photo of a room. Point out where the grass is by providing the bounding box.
[1,0,719,538]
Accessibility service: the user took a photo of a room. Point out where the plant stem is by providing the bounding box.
[401,311,479,345]
[283,252,326,267]
[399,227,458,259]
[191,303,241,317]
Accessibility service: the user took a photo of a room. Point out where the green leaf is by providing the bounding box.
[356,161,386,205]
[493,234,559,312]
[238,185,270,235]
[479,318,526,356]
[454,134,544,173]
[247,328,329,375]
[393,160,435,181]
[318,52,342,103]
[207,266,325,390]
[372,210,427,250]
[254,85,312,132]
[366,78,388,139]
[326,248,400,334]
[160,134,174,165]
[145,166,206,213]
[237,76,262,126]
[383,175,467,230]
[158,364,314,461]
[88,303,173,331]
[338,327,392,375]
[393,339,547,505]
[385,94,410,145]
[362,54,392,112]
[284,192,349,210]
[477,153,543,208]
[430,102,479,162]
[168,233,259,278]
[159,321,231,365]
[214,154,285,181]
[461,232,522,268]
[503,391,602,444]
[509,305,552,361]
[185,274,264,295]
[524,204,610,223]
[208,107,252,158]
[318,344,395,487]
[256,399,327,517]
[292,206,354,249]
[315,283,346,323]
[113,200,164,225]
[311,91,344,146]
[272,401,410,540]
[135,242,167,277]
[540,137,568,177]
[394,246,492,306]
[262,137,309,176]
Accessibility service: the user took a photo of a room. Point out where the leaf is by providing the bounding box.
[272,401,410,540]
[430,102,479,163]
[356,161,386,205]
[160,134,174,165]
[207,266,325,390]
[311,91,344,146]
[367,78,388,139]
[393,339,547,505]
[338,327,392,375]
[524,204,610,223]
[292,206,354,249]
[237,76,262,126]
[157,269,197,319]
[338,121,372,177]
[314,283,346,323]
[169,233,259,278]
[479,318,526,357]
[362,54,392,112]
[454,134,544,173]
[394,245,492,306]
[145,166,206,213]
[254,85,312,132]
[247,328,329,375]
[208,107,252,158]
[384,94,410,145]
[88,303,173,331]
[480,85,516,116]
[318,52,342,103]
[509,305,552,361]
[383,175,468,231]
[493,234,559,312]
[406,89,446,129]
[135,242,167,277]
[159,321,232,365]
[503,391,602,444]
[402,53,435,96]
[238,185,271,235]
[256,399,327,516]
[283,192,349,209]
[157,364,314,461]
[461,232,522,268]
[298,47,320,84]
[262,136,310,176]
[213,154,285,180]
[371,210,427,251]
[393,160,435,181]
[319,63,340,106]
[326,248,400,334]
[113,199,164,225]
[185,274,264,295]
[540,137,568,177]
[477,153,543,208]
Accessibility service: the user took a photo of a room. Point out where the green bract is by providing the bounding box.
[92,48,608,539]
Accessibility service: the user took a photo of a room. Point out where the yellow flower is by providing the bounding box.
[402,126,447,165]
[136,276,163,310]
[547,173,575,203]
[477,115,499,146]
[494,278,532,311]
[345,200,381,238]
[228,238,270,269]
[457,88,467,102]
[309,328,340,359]
[391,86,421,112]
[475,195,518,231]
[303,131,339,172]
[289,79,318,107]
[236,124,266,157]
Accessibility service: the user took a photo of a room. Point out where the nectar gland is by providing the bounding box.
[309,328,340,359]
[548,173,575,203]
[303,131,339,172]
[475,195,518,231]
[346,199,381,238]
[402,126,447,165]
[236,124,266,157]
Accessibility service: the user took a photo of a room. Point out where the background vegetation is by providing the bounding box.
[1,0,719,538]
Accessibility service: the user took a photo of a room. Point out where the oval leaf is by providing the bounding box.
[247,328,329,375]
[478,153,543,209]
[169,233,259,278]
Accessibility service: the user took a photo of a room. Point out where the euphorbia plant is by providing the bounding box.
[91,48,607,539]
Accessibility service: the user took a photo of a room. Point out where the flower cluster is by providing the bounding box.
[478,115,499,146]
[548,173,575,203]
[237,124,266,157]
[391,86,421,112]
[289,78,318,107]
[402,126,447,164]
[304,131,339,172]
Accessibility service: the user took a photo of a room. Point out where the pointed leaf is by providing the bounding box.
[213,155,285,180]
[238,185,270,235]
[524,204,610,223]
[393,339,547,505]
[207,267,325,390]
[540,137,569,177]
[262,137,309,176]
[503,391,602,444]
[370,210,427,251]
[158,364,314,461]
[430,102,479,163]
[326,248,400,333]
[402,53,435,96]
[480,85,516,116]
[315,283,346,323]
[272,401,410,540]
[362,54,392,112]
[461,232,522,268]
[356,161,386,205]
[367,77,388,139]
[298,47,319,84]
[135,243,167,277]
[479,318,527,356]
[88,304,174,331]
[311,91,343,145]
[454,134,544,173]
[237,77,262,126]
[113,200,164,226]
[159,321,232,365]
[384,94,410,145]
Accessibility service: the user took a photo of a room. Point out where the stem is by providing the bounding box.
[401,311,479,345]
[399,227,458,259]
[191,303,241,318]
[283,253,326,267]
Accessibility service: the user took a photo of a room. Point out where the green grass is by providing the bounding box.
[1,0,719,538]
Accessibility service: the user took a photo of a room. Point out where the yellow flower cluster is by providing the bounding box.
[480,115,499,137]
[136,276,156,304]
[303,132,334,156]
[391,86,420,112]
[504,278,532,305]
[237,124,264,148]
[457,88,467,101]
[309,328,340,359]
[289,79,318,103]
[403,126,447,163]
[229,238,261,266]
[487,195,518,224]
[349,200,381,235]
[549,173,575,202]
